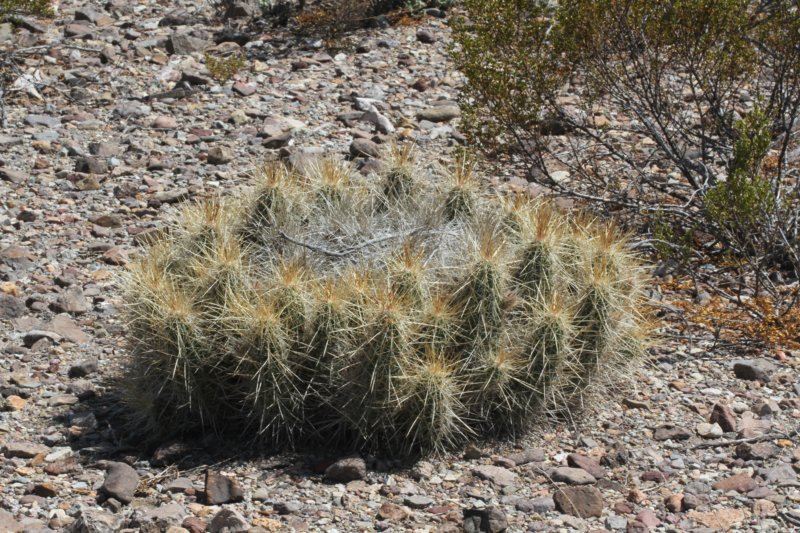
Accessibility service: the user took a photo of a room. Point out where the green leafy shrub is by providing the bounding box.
[122,148,647,454]
[0,0,53,21]
[705,110,778,241]
[453,0,800,321]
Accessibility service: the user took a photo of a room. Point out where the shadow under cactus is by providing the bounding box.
[120,145,648,456]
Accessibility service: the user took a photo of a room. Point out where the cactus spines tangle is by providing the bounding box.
[395,348,472,454]
[442,154,480,221]
[121,145,647,454]
[308,156,353,206]
[389,240,427,305]
[454,221,509,361]
[513,203,563,300]
[382,142,419,201]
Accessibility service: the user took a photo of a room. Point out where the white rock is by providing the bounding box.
[696,422,724,439]
[45,447,73,463]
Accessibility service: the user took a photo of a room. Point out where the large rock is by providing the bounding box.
[417,105,461,123]
[204,472,243,504]
[52,287,90,314]
[710,402,737,433]
[712,472,758,493]
[48,314,90,344]
[223,0,261,20]
[3,441,50,458]
[15,315,90,345]
[349,138,381,158]
[207,509,249,533]
[553,486,604,518]
[733,359,777,382]
[67,509,119,532]
[471,465,517,487]
[207,146,233,165]
[506,448,545,466]
[0,168,27,184]
[100,462,140,504]
[735,442,779,461]
[761,464,797,484]
[0,245,36,270]
[0,509,23,532]
[551,466,596,485]
[167,32,210,55]
[0,293,25,319]
[324,456,367,482]
[567,454,607,479]
[653,424,692,441]
[463,506,507,533]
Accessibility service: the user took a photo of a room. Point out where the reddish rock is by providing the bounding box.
[635,509,660,528]
[710,403,737,433]
[232,81,256,96]
[640,470,669,483]
[712,473,758,493]
[567,454,607,479]
[553,486,604,518]
[614,501,634,514]
[377,502,409,521]
[182,516,207,533]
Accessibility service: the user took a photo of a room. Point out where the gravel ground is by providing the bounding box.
[1,1,799,531]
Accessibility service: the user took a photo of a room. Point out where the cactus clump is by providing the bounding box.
[122,147,647,455]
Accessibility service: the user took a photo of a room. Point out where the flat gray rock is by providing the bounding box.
[551,466,597,485]
[472,465,517,487]
[208,508,249,533]
[417,105,460,123]
[733,359,777,382]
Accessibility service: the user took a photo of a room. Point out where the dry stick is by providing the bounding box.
[779,511,800,527]
[0,85,6,128]
[690,427,798,450]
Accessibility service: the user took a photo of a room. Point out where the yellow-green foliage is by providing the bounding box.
[204,52,246,82]
[0,0,53,21]
[122,148,647,455]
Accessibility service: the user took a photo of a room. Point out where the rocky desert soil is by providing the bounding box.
[1,1,799,532]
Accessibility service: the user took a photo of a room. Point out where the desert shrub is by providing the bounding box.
[122,147,647,455]
[292,0,451,39]
[452,0,800,322]
[204,51,246,82]
[0,0,53,21]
